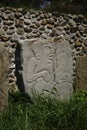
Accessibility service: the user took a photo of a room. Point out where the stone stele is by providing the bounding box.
[18,38,73,100]
[0,43,9,109]
[76,56,87,90]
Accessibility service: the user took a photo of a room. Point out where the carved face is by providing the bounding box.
[32,41,54,61]
[43,43,54,60]
[34,49,42,60]
[32,43,42,60]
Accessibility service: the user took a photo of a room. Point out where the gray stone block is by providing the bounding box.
[18,38,73,100]
[76,56,87,90]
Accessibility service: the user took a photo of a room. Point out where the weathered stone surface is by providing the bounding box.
[17,27,24,35]
[46,24,53,29]
[75,40,82,47]
[40,14,45,19]
[68,19,76,26]
[17,8,23,12]
[0,28,5,35]
[9,14,14,21]
[7,29,15,35]
[41,33,48,39]
[24,19,31,25]
[29,24,37,29]
[4,41,11,47]
[39,25,45,31]
[76,56,87,90]
[70,26,78,33]
[55,39,73,98]
[0,43,9,84]
[18,38,73,100]
[84,28,87,34]
[82,45,87,54]
[24,12,30,19]
[48,18,55,24]
[10,34,18,42]
[24,27,32,33]
[0,82,9,109]
[2,14,9,20]
[0,43,9,109]
[46,12,52,18]
[15,19,24,27]
[15,12,23,19]
[4,20,14,26]
[84,39,87,46]
[5,10,11,14]
[35,22,41,27]
[41,19,47,25]
[0,35,10,42]
[3,26,8,31]
[0,7,5,12]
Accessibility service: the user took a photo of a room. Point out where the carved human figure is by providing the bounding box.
[54,40,73,99]
[19,38,73,99]
[55,41,73,84]
[26,41,54,92]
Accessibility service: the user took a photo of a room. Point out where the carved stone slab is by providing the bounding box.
[76,56,87,90]
[18,38,73,100]
[0,43,9,109]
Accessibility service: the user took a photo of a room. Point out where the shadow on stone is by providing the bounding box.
[15,42,25,92]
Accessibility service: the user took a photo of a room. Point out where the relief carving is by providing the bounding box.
[55,41,73,84]
[18,38,73,99]
[26,41,54,92]
[54,40,73,99]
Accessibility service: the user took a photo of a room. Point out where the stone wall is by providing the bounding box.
[0,7,87,98]
[0,43,9,109]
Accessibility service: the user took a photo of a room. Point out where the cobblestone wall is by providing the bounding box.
[0,7,87,92]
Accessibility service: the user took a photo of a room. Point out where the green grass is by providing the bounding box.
[0,90,87,130]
